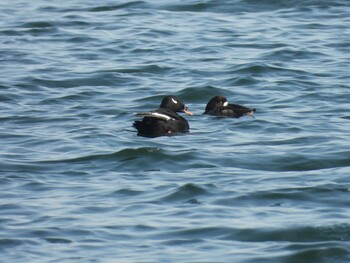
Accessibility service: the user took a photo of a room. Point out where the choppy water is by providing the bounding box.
[1,0,350,262]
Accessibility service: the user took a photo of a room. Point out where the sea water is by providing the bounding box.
[1,0,350,262]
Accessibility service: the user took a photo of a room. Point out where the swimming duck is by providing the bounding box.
[133,95,193,137]
[204,95,255,118]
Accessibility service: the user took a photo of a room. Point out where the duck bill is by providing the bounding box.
[183,107,193,116]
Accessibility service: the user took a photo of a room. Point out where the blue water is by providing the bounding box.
[1,0,350,262]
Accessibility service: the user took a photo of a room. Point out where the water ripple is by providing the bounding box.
[1,0,350,262]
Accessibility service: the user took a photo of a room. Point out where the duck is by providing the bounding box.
[204,95,256,118]
[133,95,193,137]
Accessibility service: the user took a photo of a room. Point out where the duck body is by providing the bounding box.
[134,96,192,137]
[204,95,255,118]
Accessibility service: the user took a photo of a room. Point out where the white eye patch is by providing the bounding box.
[223,101,228,107]
[171,98,178,104]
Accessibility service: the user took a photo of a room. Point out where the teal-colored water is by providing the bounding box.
[1,0,350,262]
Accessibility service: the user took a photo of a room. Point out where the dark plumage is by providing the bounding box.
[204,95,256,118]
[133,95,192,137]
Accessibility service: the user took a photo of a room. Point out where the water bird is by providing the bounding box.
[134,95,193,137]
[204,95,256,118]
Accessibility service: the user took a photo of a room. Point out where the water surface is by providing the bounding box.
[1,0,350,262]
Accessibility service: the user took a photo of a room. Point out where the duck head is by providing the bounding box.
[204,95,228,113]
[160,95,193,115]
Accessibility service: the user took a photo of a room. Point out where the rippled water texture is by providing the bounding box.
[1,0,350,262]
